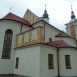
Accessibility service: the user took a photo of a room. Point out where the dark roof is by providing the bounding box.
[47,40,71,48]
[43,9,49,18]
[55,33,68,37]
[2,13,31,27]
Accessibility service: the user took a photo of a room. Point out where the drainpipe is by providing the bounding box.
[57,48,60,77]
[76,40,77,48]
[20,24,23,33]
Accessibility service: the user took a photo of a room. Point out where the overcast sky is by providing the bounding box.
[0,0,77,31]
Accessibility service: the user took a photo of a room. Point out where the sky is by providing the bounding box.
[0,0,77,32]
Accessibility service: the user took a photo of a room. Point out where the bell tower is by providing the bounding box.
[65,5,77,39]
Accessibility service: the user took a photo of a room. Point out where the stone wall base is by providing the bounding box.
[0,74,77,77]
[55,76,77,77]
[0,74,31,77]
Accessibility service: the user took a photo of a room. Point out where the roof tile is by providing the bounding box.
[55,33,67,37]
[47,40,71,48]
[2,13,31,27]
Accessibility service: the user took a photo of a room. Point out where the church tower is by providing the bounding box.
[42,4,49,23]
[65,5,77,39]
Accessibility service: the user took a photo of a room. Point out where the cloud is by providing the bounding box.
[0,0,77,31]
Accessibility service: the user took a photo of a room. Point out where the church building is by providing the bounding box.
[0,6,77,77]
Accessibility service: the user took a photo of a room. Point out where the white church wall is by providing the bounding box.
[59,48,77,76]
[69,38,76,47]
[32,21,44,28]
[22,24,31,33]
[55,37,76,47]
[40,45,58,77]
[31,29,37,41]
[24,32,29,43]
[66,28,71,36]
[18,34,22,44]
[66,23,71,36]
[45,24,60,42]
[14,45,40,77]
[32,21,62,43]
[0,20,23,74]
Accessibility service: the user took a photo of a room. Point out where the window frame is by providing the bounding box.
[2,29,13,59]
[65,55,71,69]
[48,54,54,69]
[15,57,19,69]
[49,38,52,42]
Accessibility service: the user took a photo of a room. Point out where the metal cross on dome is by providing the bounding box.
[71,4,73,11]
[45,4,46,10]
[10,7,12,13]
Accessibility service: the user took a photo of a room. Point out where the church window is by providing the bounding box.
[65,55,71,69]
[48,54,54,69]
[2,29,13,59]
[15,57,19,69]
[49,38,52,42]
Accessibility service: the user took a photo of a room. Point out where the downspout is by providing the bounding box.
[76,40,77,48]
[20,24,23,33]
[57,48,60,77]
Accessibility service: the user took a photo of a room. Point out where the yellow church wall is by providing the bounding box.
[15,27,45,48]
[24,32,29,43]
[31,28,37,41]
[66,22,77,40]
[23,9,39,24]
[70,24,76,39]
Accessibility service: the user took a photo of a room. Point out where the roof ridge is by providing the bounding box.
[2,13,24,20]
[27,9,39,18]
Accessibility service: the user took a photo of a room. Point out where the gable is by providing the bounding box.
[23,9,39,24]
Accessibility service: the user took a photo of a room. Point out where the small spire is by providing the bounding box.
[42,4,49,23]
[71,4,76,19]
[43,4,49,18]
[45,4,46,10]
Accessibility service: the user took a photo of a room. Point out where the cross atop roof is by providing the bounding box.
[10,7,12,13]
[45,4,46,10]
[71,4,73,11]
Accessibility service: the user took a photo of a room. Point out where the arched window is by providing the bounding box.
[2,29,13,59]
